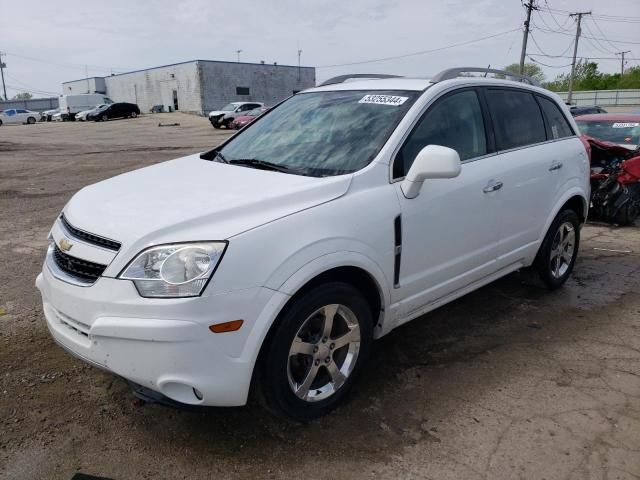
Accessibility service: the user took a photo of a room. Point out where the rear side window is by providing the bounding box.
[394,90,487,178]
[485,89,546,150]
[537,96,574,139]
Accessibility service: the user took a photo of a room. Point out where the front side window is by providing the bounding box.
[537,96,574,139]
[394,90,487,178]
[219,90,419,177]
[485,89,546,150]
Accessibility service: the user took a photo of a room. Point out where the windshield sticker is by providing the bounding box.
[612,122,639,128]
[359,94,409,106]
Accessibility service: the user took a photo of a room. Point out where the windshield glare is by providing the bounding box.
[577,120,640,146]
[220,90,418,176]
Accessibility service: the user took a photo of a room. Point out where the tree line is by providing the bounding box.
[503,62,640,91]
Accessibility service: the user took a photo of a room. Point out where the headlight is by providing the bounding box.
[119,242,227,298]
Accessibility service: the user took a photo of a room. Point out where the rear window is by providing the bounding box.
[537,96,574,139]
[485,89,546,150]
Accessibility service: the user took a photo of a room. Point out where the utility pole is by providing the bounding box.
[0,52,7,102]
[519,1,536,75]
[236,49,242,63]
[616,50,631,75]
[297,48,302,81]
[567,11,591,104]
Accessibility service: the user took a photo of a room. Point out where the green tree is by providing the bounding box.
[12,92,32,100]
[503,63,545,83]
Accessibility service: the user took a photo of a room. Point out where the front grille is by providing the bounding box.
[53,245,107,283]
[60,214,121,251]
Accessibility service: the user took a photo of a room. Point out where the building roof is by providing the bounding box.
[63,59,315,84]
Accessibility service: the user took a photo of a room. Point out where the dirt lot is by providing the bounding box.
[1,113,639,480]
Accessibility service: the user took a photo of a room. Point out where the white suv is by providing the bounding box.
[37,68,590,420]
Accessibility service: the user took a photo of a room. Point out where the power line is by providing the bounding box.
[581,21,618,54]
[589,17,625,52]
[528,56,572,68]
[529,32,573,58]
[531,23,640,45]
[316,27,521,68]
[529,52,640,60]
[3,51,129,74]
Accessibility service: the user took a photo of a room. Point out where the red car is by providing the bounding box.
[575,113,640,151]
[230,107,269,129]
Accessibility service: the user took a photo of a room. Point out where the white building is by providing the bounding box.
[62,60,316,115]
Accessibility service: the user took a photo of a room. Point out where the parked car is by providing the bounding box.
[0,108,39,126]
[59,94,114,120]
[37,68,590,421]
[208,102,264,128]
[87,102,140,121]
[40,108,60,122]
[75,104,106,122]
[51,111,64,122]
[230,107,269,129]
[569,105,607,116]
[575,113,640,150]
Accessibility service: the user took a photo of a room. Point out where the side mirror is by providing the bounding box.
[400,145,461,199]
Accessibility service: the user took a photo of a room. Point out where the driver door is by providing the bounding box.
[391,88,503,320]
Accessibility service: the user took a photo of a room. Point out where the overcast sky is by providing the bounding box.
[1,0,638,98]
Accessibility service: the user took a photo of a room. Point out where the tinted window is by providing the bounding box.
[17,109,28,113]
[537,96,573,139]
[394,90,487,178]
[485,89,546,150]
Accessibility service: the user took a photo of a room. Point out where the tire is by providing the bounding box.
[27,117,36,124]
[101,114,108,122]
[0,119,3,126]
[531,209,580,290]
[131,111,138,118]
[255,282,373,421]
[213,123,221,129]
[224,118,233,129]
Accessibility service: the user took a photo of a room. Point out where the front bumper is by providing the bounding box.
[36,261,289,406]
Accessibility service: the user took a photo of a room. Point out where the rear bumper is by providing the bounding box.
[36,263,290,406]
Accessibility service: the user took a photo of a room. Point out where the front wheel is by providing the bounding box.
[27,117,36,124]
[256,282,373,421]
[531,209,580,289]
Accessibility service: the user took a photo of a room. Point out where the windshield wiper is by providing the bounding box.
[228,158,305,175]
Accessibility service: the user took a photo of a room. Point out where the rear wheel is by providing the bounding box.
[256,282,373,421]
[131,111,138,118]
[531,209,580,289]
[27,117,36,124]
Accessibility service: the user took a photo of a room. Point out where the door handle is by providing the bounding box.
[483,180,503,193]
[549,161,563,171]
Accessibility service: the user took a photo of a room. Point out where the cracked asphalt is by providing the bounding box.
[1,114,639,480]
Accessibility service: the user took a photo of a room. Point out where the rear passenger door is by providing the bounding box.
[482,88,569,268]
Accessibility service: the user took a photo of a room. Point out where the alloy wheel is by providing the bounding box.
[549,221,575,279]
[287,304,361,402]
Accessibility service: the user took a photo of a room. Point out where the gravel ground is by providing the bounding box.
[1,114,639,480]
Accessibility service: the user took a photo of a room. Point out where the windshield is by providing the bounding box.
[577,119,640,147]
[219,90,419,176]
[221,103,238,111]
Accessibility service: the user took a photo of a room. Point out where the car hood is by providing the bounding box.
[209,110,232,117]
[63,153,351,252]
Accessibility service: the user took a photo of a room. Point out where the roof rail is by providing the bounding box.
[319,74,403,87]
[430,67,541,87]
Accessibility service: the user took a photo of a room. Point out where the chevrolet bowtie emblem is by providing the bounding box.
[58,238,73,252]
